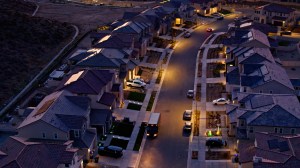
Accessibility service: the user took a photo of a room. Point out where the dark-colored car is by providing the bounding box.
[98,146,123,158]
[206,138,226,148]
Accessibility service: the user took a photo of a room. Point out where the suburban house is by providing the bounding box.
[253,3,296,27]
[0,136,82,168]
[58,69,121,110]
[227,93,300,139]
[193,0,221,16]
[238,132,300,168]
[224,28,295,98]
[90,109,112,136]
[17,90,97,159]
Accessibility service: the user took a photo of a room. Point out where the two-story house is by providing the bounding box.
[0,136,82,168]
[17,90,97,159]
[58,69,120,110]
[253,3,296,27]
[227,93,300,139]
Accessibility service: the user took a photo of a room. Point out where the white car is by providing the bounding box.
[184,121,192,132]
[126,80,146,88]
[183,110,192,120]
[186,90,194,98]
[133,77,145,83]
[184,32,191,38]
[212,98,230,105]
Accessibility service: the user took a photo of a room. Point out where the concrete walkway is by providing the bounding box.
[188,31,238,168]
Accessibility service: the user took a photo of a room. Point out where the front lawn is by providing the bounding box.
[110,138,129,149]
[219,9,232,15]
[133,122,147,151]
[206,151,231,160]
[127,92,146,102]
[146,91,157,111]
[109,122,134,137]
[127,103,142,111]
[156,70,164,84]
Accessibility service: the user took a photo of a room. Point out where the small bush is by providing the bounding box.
[127,103,142,111]
[127,92,146,102]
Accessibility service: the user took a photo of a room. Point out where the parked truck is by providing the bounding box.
[126,79,146,88]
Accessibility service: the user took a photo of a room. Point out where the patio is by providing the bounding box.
[146,51,162,64]
[207,47,224,59]
[206,151,231,160]
[207,63,225,78]
[206,83,226,102]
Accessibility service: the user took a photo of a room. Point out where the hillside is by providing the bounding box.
[0,0,75,106]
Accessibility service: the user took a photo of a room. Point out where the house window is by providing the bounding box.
[279,128,283,134]
[42,133,46,138]
[74,130,80,138]
[240,103,245,108]
[275,127,278,133]
[82,124,86,134]
[291,128,295,134]
[54,133,58,139]
[65,164,69,167]
[240,120,245,127]
[269,90,273,94]
[249,127,254,133]
[259,90,263,93]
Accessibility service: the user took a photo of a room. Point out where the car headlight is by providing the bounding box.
[154,134,157,137]
[147,133,150,136]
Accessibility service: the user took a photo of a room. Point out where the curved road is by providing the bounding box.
[139,15,238,168]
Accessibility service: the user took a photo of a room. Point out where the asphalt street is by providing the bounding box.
[139,15,237,168]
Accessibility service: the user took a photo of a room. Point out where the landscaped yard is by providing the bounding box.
[206,83,226,102]
[196,84,201,101]
[127,91,146,102]
[207,63,225,78]
[156,70,164,84]
[110,138,129,149]
[207,47,223,59]
[146,51,162,64]
[205,34,215,44]
[109,121,134,137]
[206,151,231,160]
[152,37,172,48]
[219,9,232,15]
[139,66,155,83]
[198,63,202,77]
[206,111,223,129]
[133,122,147,151]
[163,53,169,64]
[182,21,196,29]
[127,103,142,111]
[146,91,157,111]
[169,28,183,37]
[212,34,227,44]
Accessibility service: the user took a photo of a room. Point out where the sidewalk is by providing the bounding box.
[187,32,238,168]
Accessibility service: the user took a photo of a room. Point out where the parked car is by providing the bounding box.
[98,145,123,158]
[206,28,213,32]
[184,32,191,38]
[126,79,146,88]
[206,138,226,148]
[211,13,224,20]
[212,98,230,105]
[184,121,192,132]
[133,77,145,83]
[183,110,192,120]
[187,90,194,98]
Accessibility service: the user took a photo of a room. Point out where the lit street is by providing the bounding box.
[139,15,238,168]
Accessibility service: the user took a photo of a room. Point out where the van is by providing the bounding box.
[98,145,123,158]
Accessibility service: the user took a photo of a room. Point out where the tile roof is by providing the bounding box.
[249,105,300,127]
[122,12,141,20]
[261,3,295,14]
[0,136,77,168]
[111,84,121,92]
[93,34,134,49]
[60,69,114,95]
[18,91,90,132]
[272,16,287,21]
[98,92,116,106]
[238,140,256,163]
[73,129,96,148]
[113,21,142,34]
[250,132,300,166]
[69,50,97,63]
[76,53,119,68]
[90,109,112,126]
[226,66,240,85]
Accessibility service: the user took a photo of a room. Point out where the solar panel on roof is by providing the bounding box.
[279,141,290,152]
[250,95,274,109]
[267,139,279,149]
